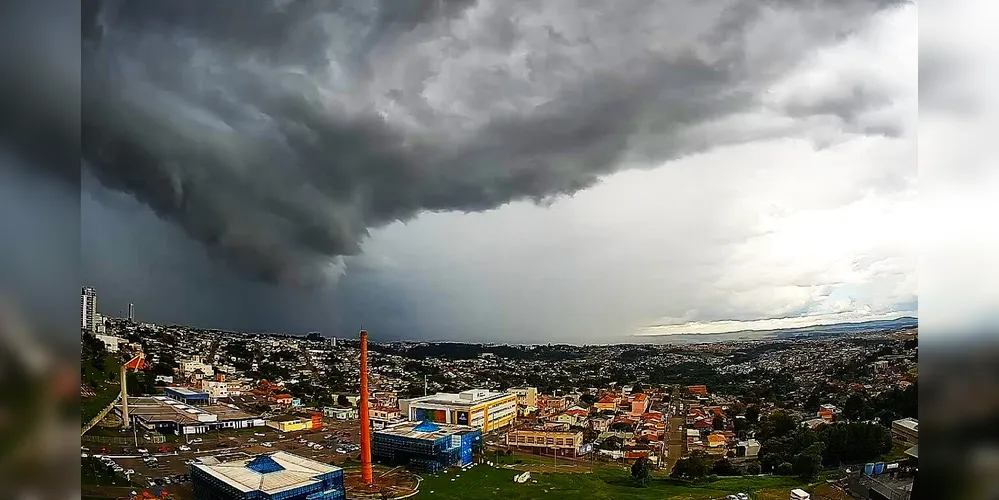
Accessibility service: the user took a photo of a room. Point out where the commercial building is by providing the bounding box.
[95,334,125,352]
[165,387,212,406]
[630,393,650,415]
[372,420,482,474]
[181,357,215,378]
[323,407,357,420]
[506,423,583,457]
[118,396,263,435]
[369,405,405,430]
[403,389,517,432]
[510,387,538,413]
[81,286,97,333]
[892,418,919,446]
[192,451,345,500]
[265,414,320,433]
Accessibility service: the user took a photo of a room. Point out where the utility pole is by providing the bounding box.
[424,375,428,396]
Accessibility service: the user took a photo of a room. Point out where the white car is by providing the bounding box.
[137,448,149,454]
[254,433,265,437]
[313,445,323,450]
[262,442,273,448]
[247,438,257,443]
[178,445,191,451]
[336,448,346,454]
[189,438,203,444]
[279,435,286,439]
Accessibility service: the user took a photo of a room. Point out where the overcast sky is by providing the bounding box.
[2,0,974,344]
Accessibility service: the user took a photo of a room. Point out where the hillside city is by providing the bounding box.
[81,287,918,500]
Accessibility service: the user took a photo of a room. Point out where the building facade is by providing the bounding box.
[892,418,919,446]
[192,452,345,500]
[265,415,315,433]
[165,387,212,405]
[81,286,97,333]
[404,390,517,432]
[506,424,583,457]
[372,420,482,474]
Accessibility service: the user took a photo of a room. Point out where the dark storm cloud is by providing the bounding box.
[9,0,902,286]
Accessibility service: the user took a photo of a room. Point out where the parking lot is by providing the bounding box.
[83,417,363,488]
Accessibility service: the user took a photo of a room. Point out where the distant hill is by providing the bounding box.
[768,316,917,338]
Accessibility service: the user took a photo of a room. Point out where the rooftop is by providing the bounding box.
[165,387,209,397]
[122,396,255,424]
[194,451,341,494]
[408,390,513,409]
[893,417,918,432]
[375,420,477,441]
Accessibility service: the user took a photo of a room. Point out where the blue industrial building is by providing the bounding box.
[372,420,482,474]
[191,452,345,500]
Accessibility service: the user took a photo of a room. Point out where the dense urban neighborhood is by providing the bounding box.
[82,288,917,500]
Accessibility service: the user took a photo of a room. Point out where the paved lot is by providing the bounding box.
[87,417,363,487]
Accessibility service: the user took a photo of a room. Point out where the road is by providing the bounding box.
[662,386,687,474]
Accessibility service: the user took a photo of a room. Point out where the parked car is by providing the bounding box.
[158,446,170,453]
[189,438,203,444]
[336,448,346,454]
[137,448,149,454]
[324,434,332,439]
[313,445,323,450]
[262,442,273,448]
[278,435,286,439]
[178,445,191,451]
[247,438,257,443]
[184,459,195,466]
[254,432,265,437]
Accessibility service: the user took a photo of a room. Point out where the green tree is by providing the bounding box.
[631,383,645,395]
[768,410,797,439]
[792,443,825,480]
[631,457,653,487]
[776,462,794,476]
[337,394,351,407]
[844,393,868,422]
[580,392,597,406]
[671,451,712,480]
[745,462,762,475]
[711,458,740,476]
[745,405,761,424]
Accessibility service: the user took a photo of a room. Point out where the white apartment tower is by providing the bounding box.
[128,302,135,322]
[81,286,97,333]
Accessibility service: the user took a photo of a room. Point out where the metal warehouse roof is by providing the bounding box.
[194,451,342,494]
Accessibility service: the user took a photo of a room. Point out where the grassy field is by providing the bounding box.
[81,358,122,424]
[416,465,811,500]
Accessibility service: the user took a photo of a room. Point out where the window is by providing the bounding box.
[566,438,574,446]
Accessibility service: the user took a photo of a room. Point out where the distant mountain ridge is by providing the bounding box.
[641,315,917,339]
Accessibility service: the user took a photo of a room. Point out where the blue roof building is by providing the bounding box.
[191,451,344,500]
[373,420,482,474]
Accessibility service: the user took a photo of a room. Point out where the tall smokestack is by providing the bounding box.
[359,330,374,484]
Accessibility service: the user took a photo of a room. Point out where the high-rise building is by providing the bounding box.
[128,303,134,322]
[81,287,97,333]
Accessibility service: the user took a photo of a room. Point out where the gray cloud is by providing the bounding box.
[4,0,904,288]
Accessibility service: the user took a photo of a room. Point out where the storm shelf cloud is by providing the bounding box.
[72,0,911,284]
[0,0,924,341]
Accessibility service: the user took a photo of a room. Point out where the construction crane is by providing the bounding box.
[120,352,148,429]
